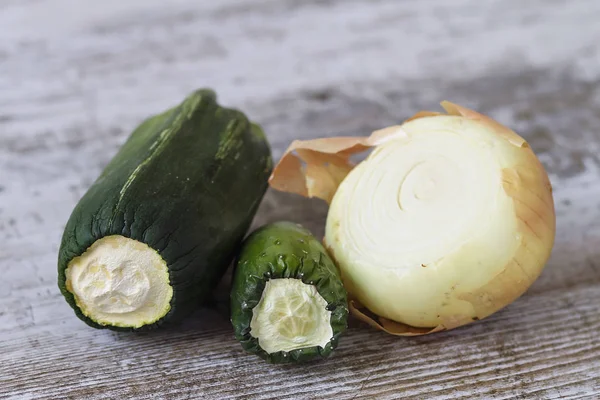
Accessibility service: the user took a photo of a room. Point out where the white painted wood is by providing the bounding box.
[1,0,600,398]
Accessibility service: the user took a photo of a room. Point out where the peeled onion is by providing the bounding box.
[269,102,555,335]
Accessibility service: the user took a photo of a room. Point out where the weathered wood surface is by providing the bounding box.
[1,0,600,398]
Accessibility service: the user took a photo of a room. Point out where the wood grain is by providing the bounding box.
[1,0,600,398]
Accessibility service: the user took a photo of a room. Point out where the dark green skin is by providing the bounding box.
[58,89,272,331]
[231,222,348,364]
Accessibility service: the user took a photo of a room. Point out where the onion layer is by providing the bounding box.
[269,102,555,335]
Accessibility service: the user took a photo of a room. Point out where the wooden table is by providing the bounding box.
[2,1,599,398]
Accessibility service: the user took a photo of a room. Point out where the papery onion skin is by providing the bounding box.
[326,107,555,334]
[268,102,556,336]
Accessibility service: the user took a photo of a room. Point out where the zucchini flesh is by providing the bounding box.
[58,89,272,331]
[231,222,348,363]
[65,235,173,328]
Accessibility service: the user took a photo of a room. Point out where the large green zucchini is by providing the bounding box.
[231,222,348,363]
[58,89,272,331]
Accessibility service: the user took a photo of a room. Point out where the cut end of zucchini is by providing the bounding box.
[65,235,173,328]
[250,278,333,354]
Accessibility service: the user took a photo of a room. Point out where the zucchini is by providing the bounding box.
[231,222,348,363]
[58,89,272,331]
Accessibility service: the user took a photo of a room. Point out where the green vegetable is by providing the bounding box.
[231,222,348,363]
[58,89,272,331]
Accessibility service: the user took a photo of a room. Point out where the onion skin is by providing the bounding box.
[269,102,556,336]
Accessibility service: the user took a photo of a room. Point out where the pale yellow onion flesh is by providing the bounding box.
[65,235,173,328]
[268,102,555,335]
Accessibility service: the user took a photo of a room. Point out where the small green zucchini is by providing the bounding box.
[231,222,348,363]
[58,89,272,331]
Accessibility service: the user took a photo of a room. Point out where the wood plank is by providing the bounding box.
[1,0,600,398]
